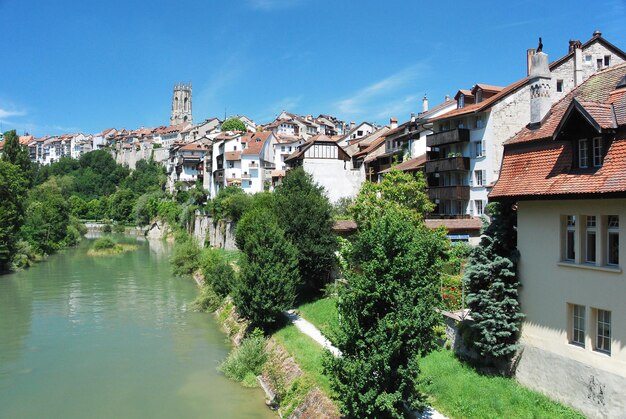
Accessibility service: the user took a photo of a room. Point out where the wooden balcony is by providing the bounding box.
[424,156,470,173]
[428,186,470,201]
[426,128,470,147]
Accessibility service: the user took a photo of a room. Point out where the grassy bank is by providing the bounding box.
[296,297,338,342]
[273,324,333,396]
[419,350,583,418]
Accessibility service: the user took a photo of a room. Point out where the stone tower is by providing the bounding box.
[170,82,192,125]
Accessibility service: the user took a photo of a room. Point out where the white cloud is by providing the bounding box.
[0,108,26,120]
[334,63,429,118]
[247,0,307,11]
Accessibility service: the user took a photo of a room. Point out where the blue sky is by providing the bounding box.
[1,0,625,136]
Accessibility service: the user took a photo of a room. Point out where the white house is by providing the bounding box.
[490,62,626,418]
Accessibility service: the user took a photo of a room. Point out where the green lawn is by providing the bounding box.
[296,297,338,343]
[273,324,333,395]
[419,350,584,419]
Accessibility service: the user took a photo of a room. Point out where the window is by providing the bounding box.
[456,201,463,215]
[566,215,576,261]
[476,90,482,103]
[597,58,603,70]
[596,309,611,354]
[585,54,593,65]
[476,200,484,215]
[357,130,363,136]
[608,215,619,265]
[556,79,564,92]
[586,216,596,263]
[593,137,603,167]
[579,139,588,168]
[281,146,285,152]
[476,116,484,129]
[604,55,611,67]
[474,141,485,157]
[458,95,464,108]
[228,161,234,168]
[474,170,485,186]
[571,304,586,347]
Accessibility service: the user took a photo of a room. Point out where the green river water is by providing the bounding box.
[0,238,274,419]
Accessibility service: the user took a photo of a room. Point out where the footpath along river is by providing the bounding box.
[0,237,273,419]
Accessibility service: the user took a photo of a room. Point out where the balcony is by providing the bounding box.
[241,173,251,179]
[248,162,258,168]
[424,156,470,173]
[426,128,470,147]
[428,185,470,201]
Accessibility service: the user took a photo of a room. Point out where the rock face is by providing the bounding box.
[193,215,237,250]
[146,220,170,240]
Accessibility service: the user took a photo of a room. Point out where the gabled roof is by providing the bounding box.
[491,63,626,200]
[353,135,386,158]
[549,34,626,71]
[379,154,427,173]
[242,132,272,155]
[284,134,349,162]
[225,151,241,161]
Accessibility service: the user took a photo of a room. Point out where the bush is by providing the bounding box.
[191,285,222,312]
[93,237,117,250]
[171,237,201,276]
[112,223,126,233]
[219,329,267,387]
[200,248,236,297]
[102,224,112,233]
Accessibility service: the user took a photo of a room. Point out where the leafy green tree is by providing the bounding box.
[21,178,71,254]
[68,195,88,218]
[351,168,433,227]
[220,117,247,132]
[210,185,251,222]
[122,159,166,195]
[464,202,523,362]
[171,236,202,276]
[134,191,163,226]
[1,130,31,175]
[233,208,299,329]
[273,168,336,293]
[0,161,28,270]
[325,208,447,417]
[157,200,181,226]
[109,188,136,223]
[200,248,236,297]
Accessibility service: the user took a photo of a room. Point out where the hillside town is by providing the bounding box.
[2,30,626,417]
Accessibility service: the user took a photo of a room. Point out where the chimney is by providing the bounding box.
[574,43,583,86]
[350,121,356,131]
[410,113,416,122]
[390,117,398,129]
[529,51,552,126]
[422,95,429,112]
[444,94,450,102]
[527,48,536,76]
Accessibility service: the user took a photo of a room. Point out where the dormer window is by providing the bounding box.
[475,90,482,103]
[458,95,465,108]
[593,137,603,167]
[578,139,589,168]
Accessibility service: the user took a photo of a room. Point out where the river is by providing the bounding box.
[0,237,274,419]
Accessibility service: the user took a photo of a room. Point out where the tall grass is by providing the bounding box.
[219,330,267,388]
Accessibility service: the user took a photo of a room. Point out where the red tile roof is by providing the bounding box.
[424,217,483,231]
[491,63,626,200]
[242,132,272,156]
[379,154,427,173]
[225,151,241,161]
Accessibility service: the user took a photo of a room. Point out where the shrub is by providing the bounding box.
[93,237,117,250]
[191,285,222,312]
[171,237,201,276]
[219,329,267,387]
[102,224,112,233]
[113,223,126,233]
[200,248,236,297]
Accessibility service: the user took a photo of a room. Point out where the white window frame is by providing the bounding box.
[476,200,484,215]
[458,95,464,108]
[595,309,611,355]
[607,215,619,266]
[593,137,603,167]
[586,216,597,264]
[565,215,576,261]
[571,304,586,347]
[474,170,485,186]
[579,138,588,168]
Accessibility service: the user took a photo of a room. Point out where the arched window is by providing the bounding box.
[174,97,179,110]
[184,97,188,112]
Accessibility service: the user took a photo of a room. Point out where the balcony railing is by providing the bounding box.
[426,128,470,147]
[427,185,470,201]
[248,162,258,168]
[241,173,251,179]
[424,156,470,173]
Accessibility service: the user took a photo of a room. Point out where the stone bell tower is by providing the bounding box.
[170,82,192,125]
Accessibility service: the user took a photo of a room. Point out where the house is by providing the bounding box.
[284,134,363,202]
[489,61,626,418]
[210,131,244,196]
[426,31,626,218]
[240,131,274,193]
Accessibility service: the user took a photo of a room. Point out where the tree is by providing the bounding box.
[21,178,71,254]
[464,202,523,363]
[200,248,236,297]
[122,159,166,195]
[220,117,247,132]
[0,161,28,270]
[351,169,433,227]
[325,208,447,417]
[134,191,163,226]
[233,208,299,329]
[1,130,33,183]
[210,185,251,222]
[273,168,337,294]
[109,188,136,223]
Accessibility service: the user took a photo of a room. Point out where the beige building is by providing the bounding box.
[490,63,626,418]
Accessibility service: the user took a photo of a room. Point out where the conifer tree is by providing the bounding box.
[464,202,524,362]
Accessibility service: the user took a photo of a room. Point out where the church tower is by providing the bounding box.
[170,82,192,125]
